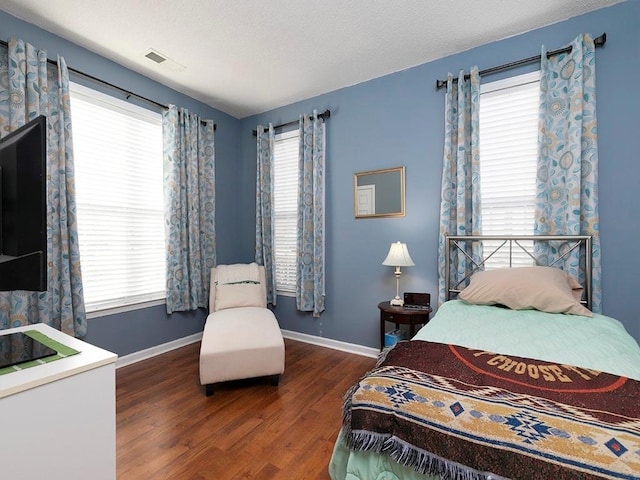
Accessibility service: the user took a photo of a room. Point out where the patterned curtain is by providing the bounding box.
[535,34,602,312]
[163,105,216,314]
[0,38,86,336]
[255,124,277,306]
[437,67,483,305]
[296,111,325,317]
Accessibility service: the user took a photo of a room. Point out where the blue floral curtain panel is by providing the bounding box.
[296,111,325,317]
[0,38,87,337]
[535,34,602,312]
[255,124,277,306]
[163,105,216,314]
[437,67,483,305]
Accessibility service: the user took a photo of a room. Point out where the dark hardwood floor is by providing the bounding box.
[116,338,376,479]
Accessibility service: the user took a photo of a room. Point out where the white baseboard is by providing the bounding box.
[116,329,377,369]
[281,330,379,358]
[116,332,203,369]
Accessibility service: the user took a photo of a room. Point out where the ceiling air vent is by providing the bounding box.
[145,50,166,64]
[143,49,185,72]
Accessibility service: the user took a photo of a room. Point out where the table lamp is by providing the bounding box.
[382,241,415,306]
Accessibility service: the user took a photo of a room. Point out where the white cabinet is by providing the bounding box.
[0,323,117,480]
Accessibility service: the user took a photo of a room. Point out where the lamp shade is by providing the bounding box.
[382,242,415,267]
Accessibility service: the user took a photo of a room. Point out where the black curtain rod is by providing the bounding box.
[0,39,216,130]
[252,110,331,136]
[435,32,606,90]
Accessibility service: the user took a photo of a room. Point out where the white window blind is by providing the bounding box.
[70,82,165,313]
[273,129,299,294]
[479,71,540,268]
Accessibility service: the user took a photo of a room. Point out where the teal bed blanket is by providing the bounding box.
[414,301,640,381]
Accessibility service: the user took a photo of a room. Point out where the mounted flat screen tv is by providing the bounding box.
[0,115,47,292]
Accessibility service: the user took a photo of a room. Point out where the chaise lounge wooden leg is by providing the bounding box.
[205,384,214,397]
[271,374,280,386]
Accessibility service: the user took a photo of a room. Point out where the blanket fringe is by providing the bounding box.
[348,430,495,480]
[349,430,389,452]
[375,343,396,367]
[387,438,486,480]
[341,343,401,442]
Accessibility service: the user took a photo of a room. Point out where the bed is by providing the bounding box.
[329,235,640,480]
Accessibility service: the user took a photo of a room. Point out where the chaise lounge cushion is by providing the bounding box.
[199,306,285,386]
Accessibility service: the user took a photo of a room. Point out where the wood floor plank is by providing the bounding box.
[116,338,375,479]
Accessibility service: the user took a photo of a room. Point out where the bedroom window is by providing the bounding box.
[273,129,299,295]
[479,71,540,268]
[70,83,165,314]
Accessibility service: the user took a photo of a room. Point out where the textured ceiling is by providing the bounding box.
[0,0,623,118]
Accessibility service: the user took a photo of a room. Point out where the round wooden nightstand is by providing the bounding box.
[378,301,432,351]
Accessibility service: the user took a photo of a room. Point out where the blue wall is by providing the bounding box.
[239,1,640,347]
[0,10,243,356]
[2,1,638,356]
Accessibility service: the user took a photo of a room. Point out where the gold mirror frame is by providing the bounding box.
[354,166,405,219]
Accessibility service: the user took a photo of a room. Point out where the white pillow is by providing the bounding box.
[214,283,266,311]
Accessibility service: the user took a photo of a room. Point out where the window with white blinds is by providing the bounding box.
[273,129,299,295]
[70,82,165,313]
[479,71,540,268]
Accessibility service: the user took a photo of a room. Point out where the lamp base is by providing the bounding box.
[390,297,404,306]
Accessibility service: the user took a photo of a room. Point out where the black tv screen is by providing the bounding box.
[0,115,47,292]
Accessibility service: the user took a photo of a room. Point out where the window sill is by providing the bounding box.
[276,290,295,298]
[86,299,166,319]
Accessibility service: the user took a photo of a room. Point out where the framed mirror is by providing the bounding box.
[354,166,405,218]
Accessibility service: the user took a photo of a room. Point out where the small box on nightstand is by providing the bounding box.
[384,329,406,348]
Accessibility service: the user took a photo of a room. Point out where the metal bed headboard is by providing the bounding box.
[445,235,593,310]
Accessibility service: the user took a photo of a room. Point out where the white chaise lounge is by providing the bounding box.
[199,263,285,396]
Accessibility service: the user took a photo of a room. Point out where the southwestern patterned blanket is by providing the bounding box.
[343,341,640,480]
